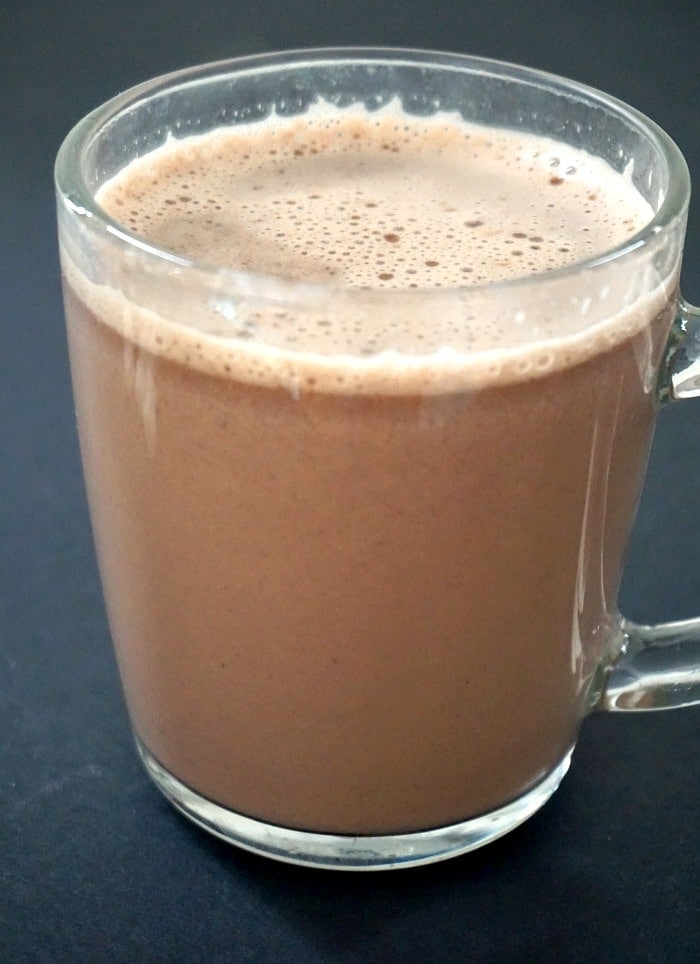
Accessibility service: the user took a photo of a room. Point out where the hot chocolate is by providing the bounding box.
[62,107,674,833]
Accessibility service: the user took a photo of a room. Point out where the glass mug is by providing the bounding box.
[55,50,700,870]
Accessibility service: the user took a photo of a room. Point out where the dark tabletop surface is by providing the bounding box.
[2,1,699,961]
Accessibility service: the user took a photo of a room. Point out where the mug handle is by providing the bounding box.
[596,297,700,711]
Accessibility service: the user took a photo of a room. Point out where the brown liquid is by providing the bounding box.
[63,110,674,833]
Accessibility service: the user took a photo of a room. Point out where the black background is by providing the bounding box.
[1,1,699,961]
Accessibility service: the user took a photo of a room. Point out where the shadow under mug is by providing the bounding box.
[55,49,700,870]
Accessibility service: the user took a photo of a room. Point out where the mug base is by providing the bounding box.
[136,738,573,871]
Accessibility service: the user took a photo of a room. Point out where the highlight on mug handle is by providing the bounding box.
[596,297,700,712]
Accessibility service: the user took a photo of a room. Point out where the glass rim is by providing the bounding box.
[55,46,691,300]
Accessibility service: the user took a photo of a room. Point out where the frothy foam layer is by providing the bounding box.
[99,105,650,288]
[64,105,675,394]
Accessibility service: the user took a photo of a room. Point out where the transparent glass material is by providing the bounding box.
[56,50,700,870]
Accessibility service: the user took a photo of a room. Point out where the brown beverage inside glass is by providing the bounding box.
[56,51,700,869]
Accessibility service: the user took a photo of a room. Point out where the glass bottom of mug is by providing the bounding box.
[136,738,573,871]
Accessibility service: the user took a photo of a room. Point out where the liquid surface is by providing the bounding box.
[72,106,670,395]
[99,107,650,289]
